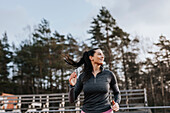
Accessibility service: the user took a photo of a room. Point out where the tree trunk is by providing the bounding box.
[32,77,35,94]
[121,47,128,90]
[20,69,23,94]
[150,71,155,106]
[160,63,166,113]
[49,69,53,92]
[106,27,112,71]
[61,68,64,92]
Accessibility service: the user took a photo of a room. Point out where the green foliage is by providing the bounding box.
[145,35,170,106]
[88,7,140,90]
[0,32,12,81]
[11,19,82,94]
[88,7,119,71]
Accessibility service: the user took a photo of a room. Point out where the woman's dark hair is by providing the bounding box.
[64,48,102,82]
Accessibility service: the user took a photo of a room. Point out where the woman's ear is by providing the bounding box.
[89,56,93,61]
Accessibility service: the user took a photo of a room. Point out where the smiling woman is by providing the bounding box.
[64,48,121,113]
[90,49,104,66]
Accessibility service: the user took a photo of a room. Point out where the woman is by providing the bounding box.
[64,48,121,113]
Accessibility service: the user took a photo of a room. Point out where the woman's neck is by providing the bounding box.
[92,63,101,76]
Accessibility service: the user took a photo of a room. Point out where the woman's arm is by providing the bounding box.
[110,72,121,111]
[111,83,121,104]
[69,72,83,103]
[110,73,121,111]
[110,72,121,103]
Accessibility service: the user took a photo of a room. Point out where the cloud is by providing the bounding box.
[85,0,118,8]
[1,0,169,48]
[85,0,170,40]
[84,0,170,61]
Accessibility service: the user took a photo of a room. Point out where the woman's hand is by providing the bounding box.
[69,72,77,86]
[112,100,119,112]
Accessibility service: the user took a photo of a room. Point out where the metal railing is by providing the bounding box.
[0,88,163,113]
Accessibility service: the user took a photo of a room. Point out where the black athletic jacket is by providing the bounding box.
[69,69,121,113]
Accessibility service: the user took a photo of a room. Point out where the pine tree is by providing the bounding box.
[153,35,170,108]
[0,32,12,81]
[88,7,137,90]
[144,35,170,111]
[0,32,13,93]
[88,7,119,71]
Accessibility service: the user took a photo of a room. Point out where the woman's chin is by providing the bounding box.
[97,62,103,65]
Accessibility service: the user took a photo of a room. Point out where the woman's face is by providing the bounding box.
[90,49,104,65]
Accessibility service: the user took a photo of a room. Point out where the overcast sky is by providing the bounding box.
[0,0,170,48]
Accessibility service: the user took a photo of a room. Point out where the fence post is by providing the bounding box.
[144,88,149,113]
[126,90,129,111]
[13,96,21,112]
[144,88,148,107]
[32,96,35,109]
[76,96,80,113]
[46,95,49,113]
[18,96,21,109]
[59,94,65,113]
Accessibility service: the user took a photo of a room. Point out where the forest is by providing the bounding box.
[0,7,169,108]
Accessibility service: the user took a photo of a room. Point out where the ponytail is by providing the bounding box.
[63,54,84,67]
[64,48,101,82]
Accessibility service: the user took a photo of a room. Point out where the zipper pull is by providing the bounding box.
[94,77,96,83]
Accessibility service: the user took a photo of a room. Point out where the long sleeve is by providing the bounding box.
[110,72,121,104]
[69,74,83,103]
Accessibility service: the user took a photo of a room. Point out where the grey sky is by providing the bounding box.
[0,0,170,47]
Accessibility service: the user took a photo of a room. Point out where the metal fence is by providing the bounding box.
[0,88,169,113]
